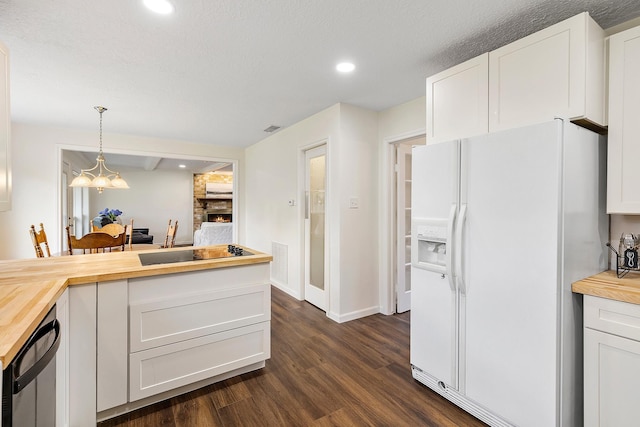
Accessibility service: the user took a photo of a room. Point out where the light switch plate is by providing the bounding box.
[349,197,359,209]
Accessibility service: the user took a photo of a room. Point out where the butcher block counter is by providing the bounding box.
[0,245,272,367]
[571,269,640,304]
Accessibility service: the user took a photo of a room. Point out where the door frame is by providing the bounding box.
[56,144,239,254]
[380,129,425,315]
[298,139,330,312]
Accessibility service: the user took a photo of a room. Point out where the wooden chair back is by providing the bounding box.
[164,219,178,248]
[93,223,126,237]
[126,219,134,250]
[29,223,51,258]
[66,225,127,255]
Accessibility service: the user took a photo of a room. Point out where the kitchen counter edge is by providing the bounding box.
[0,245,272,366]
[572,270,640,305]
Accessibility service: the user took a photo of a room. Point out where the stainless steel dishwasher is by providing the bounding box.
[2,305,60,427]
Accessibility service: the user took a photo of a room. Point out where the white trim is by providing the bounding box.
[328,305,380,323]
[379,128,426,315]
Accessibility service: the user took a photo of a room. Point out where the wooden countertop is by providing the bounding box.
[0,245,272,366]
[572,270,640,305]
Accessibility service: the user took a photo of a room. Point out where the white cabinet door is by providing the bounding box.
[68,283,97,427]
[426,53,488,144]
[489,12,605,132]
[607,25,640,213]
[55,289,69,427]
[97,280,128,412]
[0,39,10,212]
[584,328,640,427]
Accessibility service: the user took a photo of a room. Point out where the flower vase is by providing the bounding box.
[93,216,112,229]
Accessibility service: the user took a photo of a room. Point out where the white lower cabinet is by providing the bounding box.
[68,265,271,424]
[55,288,69,427]
[130,322,270,401]
[127,270,271,402]
[97,279,128,412]
[68,283,97,427]
[584,295,640,426]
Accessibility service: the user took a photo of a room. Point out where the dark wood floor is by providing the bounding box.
[98,287,486,427]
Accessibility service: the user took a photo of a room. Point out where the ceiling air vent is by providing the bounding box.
[263,125,281,133]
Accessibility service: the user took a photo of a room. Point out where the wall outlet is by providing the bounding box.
[349,197,359,209]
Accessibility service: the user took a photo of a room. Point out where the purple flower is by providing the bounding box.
[99,208,123,221]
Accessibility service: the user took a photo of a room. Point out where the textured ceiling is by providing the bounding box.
[1,0,639,149]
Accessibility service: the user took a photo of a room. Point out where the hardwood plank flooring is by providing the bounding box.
[98,287,486,427]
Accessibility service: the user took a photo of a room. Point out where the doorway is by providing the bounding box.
[304,144,327,310]
[394,136,425,313]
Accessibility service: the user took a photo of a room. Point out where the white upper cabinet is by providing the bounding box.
[426,13,606,144]
[426,54,489,144]
[489,13,605,133]
[0,40,10,212]
[607,25,640,214]
[489,13,606,131]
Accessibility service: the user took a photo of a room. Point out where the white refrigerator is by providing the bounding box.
[410,119,608,427]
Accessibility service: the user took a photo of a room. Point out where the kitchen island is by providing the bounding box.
[572,271,640,426]
[0,245,272,426]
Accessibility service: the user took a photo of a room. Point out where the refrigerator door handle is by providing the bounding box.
[446,203,457,291]
[456,204,467,294]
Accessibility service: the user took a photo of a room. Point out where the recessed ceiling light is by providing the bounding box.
[336,62,355,73]
[143,0,175,15]
[178,164,186,168]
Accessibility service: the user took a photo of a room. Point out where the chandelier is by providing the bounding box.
[69,106,129,194]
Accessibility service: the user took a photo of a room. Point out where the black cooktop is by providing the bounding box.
[138,245,254,266]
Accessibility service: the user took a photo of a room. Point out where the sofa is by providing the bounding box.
[193,222,233,246]
[128,228,154,244]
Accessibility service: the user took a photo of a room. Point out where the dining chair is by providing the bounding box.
[29,223,51,258]
[163,219,178,248]
[66,226,127,255]
[126,219,134,250]
[93,222,126,237]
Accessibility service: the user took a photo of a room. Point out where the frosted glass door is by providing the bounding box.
[305,145,326,310]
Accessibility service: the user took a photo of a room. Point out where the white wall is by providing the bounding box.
[335,104,379,319]
[89,168,194,245]
[610,215,640,268]
[245,103,380,322]
[0,122,244,259]
[245,104,339,300]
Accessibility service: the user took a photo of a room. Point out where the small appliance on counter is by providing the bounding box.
[606,233,640,278]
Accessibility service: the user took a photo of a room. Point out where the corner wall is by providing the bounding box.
[244,103,380,322]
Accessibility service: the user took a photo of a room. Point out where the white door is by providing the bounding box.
[396,143,412,313]
[410,140,460,389]
[460,122,561,426]
[304,145,326,310]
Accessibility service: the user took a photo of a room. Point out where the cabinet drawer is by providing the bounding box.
[584,295,640,341]
[130,283,270,352]
[129,321,270,402]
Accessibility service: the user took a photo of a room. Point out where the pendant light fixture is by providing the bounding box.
[69,106,129,194]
